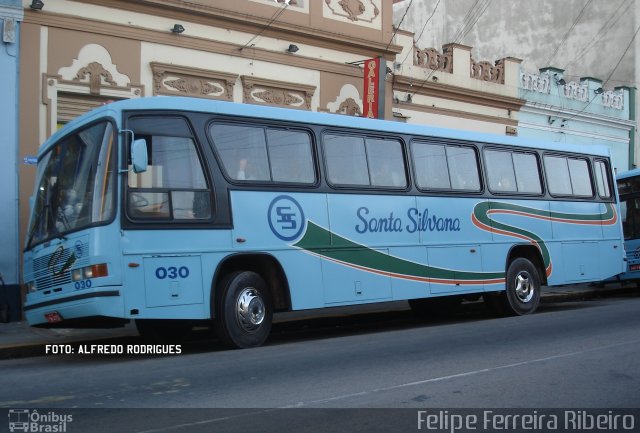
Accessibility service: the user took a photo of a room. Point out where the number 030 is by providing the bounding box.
[155,266,190,280]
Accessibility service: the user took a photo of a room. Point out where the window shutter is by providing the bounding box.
[57,93,116,123]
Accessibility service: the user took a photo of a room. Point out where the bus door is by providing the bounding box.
[121,115,219,318]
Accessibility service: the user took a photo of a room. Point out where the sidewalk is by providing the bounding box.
[1,282,636,359]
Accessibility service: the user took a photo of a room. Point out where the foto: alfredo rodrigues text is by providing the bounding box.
[45,344,182,355]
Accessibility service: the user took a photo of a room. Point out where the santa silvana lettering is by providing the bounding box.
[355,207,461,234]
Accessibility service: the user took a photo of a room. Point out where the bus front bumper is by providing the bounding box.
[24,288,125,327]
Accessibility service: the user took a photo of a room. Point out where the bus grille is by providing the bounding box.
[32,241,89,290]
[627,249,640,262]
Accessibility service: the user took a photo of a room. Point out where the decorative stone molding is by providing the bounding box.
[43,73,143,136]
[250,0,304,10]
[241,76,315,110]
[58,44,131,91]
[563,81,588,102]
[520,72,551,94]
[414,46,453,73]
[470,58,504,84]
[602,89,624,110]
[326,84,363,116]
[75,62,118,95]
[324,0,380,23]
[337,98,362,116]
[43,43,143,137]
[151,63,237,100]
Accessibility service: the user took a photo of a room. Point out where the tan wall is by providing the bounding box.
[18,0,400,261]
[47,28,140,83]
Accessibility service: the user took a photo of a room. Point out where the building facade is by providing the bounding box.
[15,0,634,300]
[390,30,524,135]
[17,0,403,269]
[519,67,635,174]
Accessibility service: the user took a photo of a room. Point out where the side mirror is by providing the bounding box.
[131,138,148,173]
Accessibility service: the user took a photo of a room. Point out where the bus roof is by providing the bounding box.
[616,167,640,180]
[43,96,611,158]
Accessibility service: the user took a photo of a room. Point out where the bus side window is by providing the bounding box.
[366,138,407,188]
[412,141,480,192]
[412,142,450,189]
[544,155,594,197]
[266,129,315,184]
[447,146,480,191]
[127,133,212,221]
[594,160,612,199]
[485,149,541,194]
[324,134,369,186]
[210,124,315,184]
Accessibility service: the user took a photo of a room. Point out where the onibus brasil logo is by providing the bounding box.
[8,409,73,432]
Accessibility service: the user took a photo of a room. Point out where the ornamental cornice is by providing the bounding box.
[394,74,524,112]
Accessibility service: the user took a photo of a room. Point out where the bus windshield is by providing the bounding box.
[618,175,640,241]
[27,121,116,248]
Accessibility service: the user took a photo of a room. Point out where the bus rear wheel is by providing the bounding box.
[215,271,273,349]
[486,257,541,316]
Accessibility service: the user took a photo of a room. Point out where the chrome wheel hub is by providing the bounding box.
[514,271,535,303]
[235,288,265,333]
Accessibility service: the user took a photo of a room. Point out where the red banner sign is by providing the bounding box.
[363,58,380,119]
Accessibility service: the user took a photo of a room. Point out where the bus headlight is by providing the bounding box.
[71,264,109,281]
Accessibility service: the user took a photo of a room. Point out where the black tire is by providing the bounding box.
[135,319,193,344]
[215,271,273,349]
[486,257,541,316]
[408,296,462,319]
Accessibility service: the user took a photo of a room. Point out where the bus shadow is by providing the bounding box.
[29,296,625,362]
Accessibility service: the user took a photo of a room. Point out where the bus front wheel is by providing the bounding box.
[215,271,273,349]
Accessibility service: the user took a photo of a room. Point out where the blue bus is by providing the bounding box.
[616,168,640,282]
[23,97,625,348]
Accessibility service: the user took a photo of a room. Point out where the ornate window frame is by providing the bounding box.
[151,62,237,101]
[43,45,143,137]
[240,76,316,110]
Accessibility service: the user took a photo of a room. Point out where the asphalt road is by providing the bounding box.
[1,295,639,432]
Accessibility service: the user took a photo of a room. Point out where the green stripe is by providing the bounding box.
[291,202,613,283]
[295,221,503,282]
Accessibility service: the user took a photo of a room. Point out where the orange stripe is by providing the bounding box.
[307,251,505,286]
[486,207,618,226]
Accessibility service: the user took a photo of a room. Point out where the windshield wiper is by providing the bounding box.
[26,203,47,248]
[27,202,68,247]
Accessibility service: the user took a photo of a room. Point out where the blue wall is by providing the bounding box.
[0,0,22,286]
[519,67,634,175]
